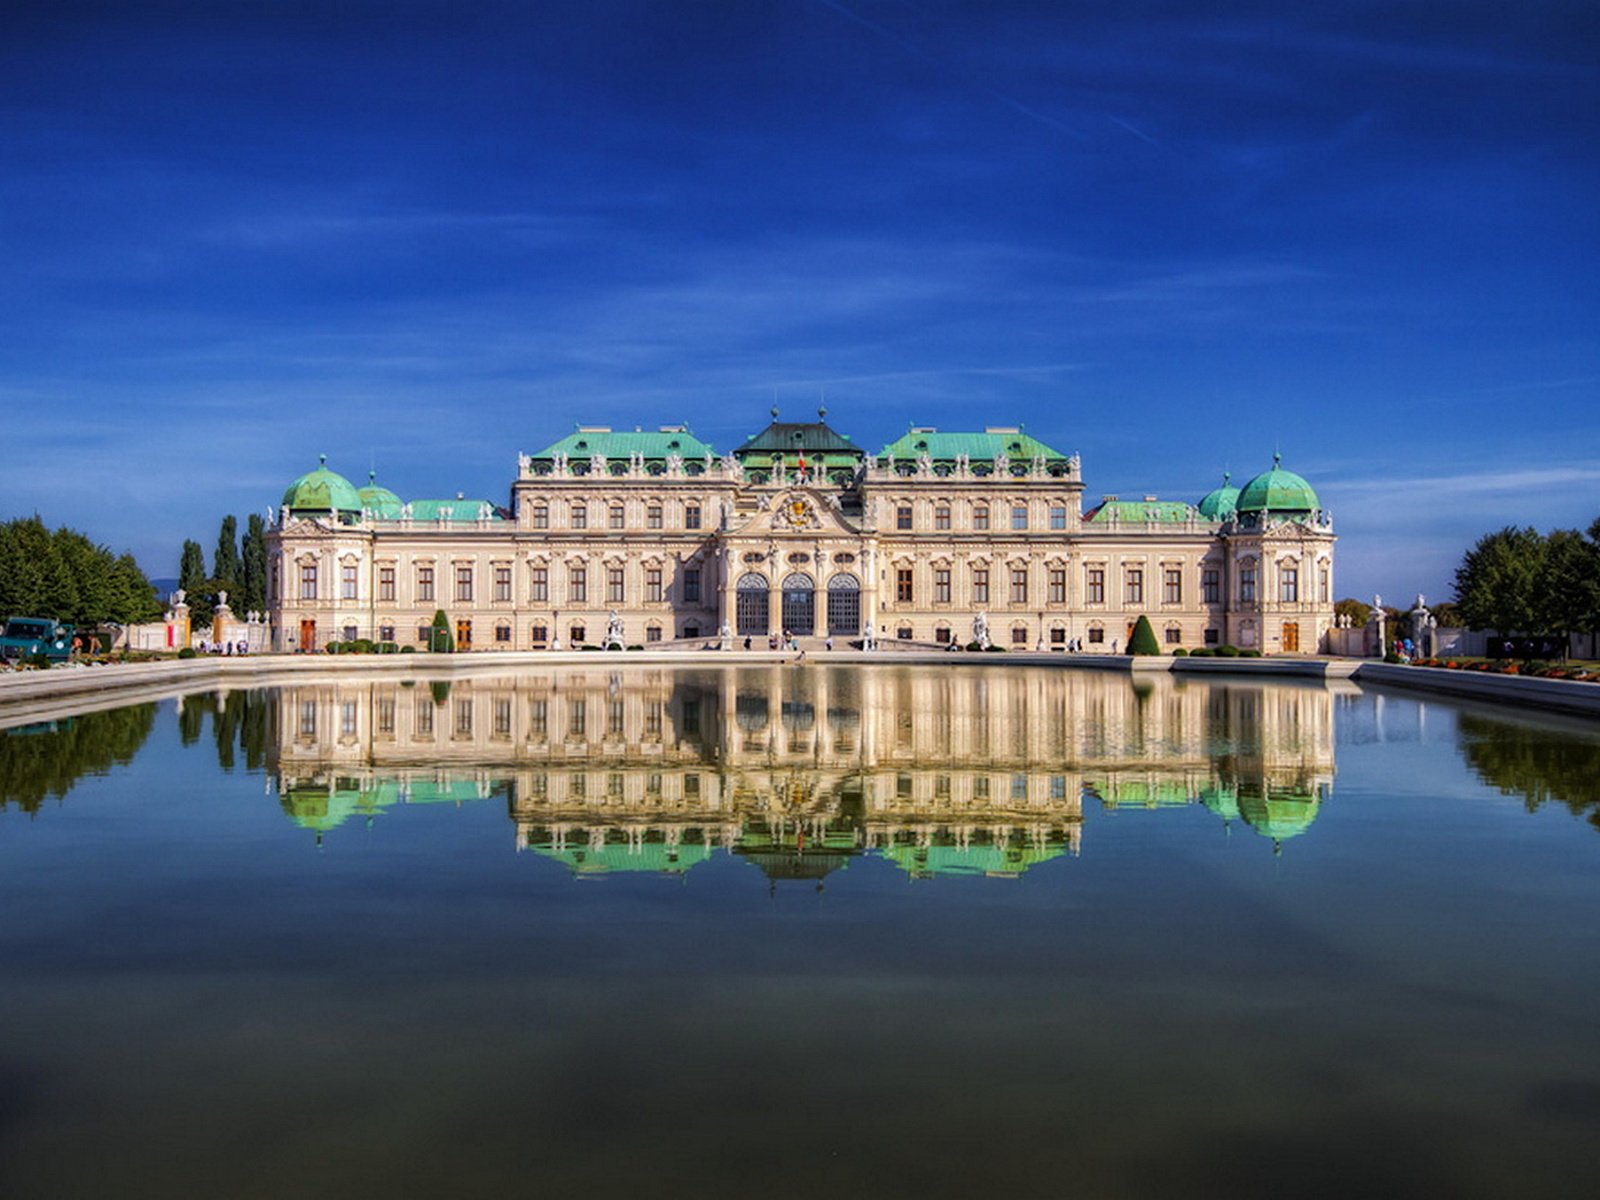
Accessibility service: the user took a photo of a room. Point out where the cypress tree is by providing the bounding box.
[240,513,268,614]
[178,539,212,627]
[213,515,241,595]
[429,609,454,653]
[1128,614,1161,656]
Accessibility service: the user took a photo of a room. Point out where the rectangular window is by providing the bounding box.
[647,505,662,529]
[934,568,951,603]
[1011,505,1028,530]
[1048,568,1066,605]
[569,565,587,603]
[570,625,586,647]
[1205,628,1220,645]
[530,624,548,645]
[1202,569,1220,605]
[455,566,473,603]
[494,625,511,643]
[1011,627,1028,645]
[1050,627,1066,645]
[530,566,548,602]
[683,567,701,603]
[417,566,434,602]
[646,625,662,643]
[494,566,512,602]
[973,506,990,531]
[1049,505,1066,530]
[416,625,431,644]
[1240,566,1257,604]
[609,505,625,530]
[608,566,624,603]
[1164,568,1182,604]
[935,506,951,530]
[494,699,512,736]
[1165,627,1181,644]
[300,564,318,601]
[340,564,357,600]
[936,627,951,644]
[896,567,913,603]
[456,620,472,648]
[896,505,913,530]
[377,698,395,733]
[455,699,472,736]
[533,506,549,530]
[570,503,587,530]
[1126,569,1143,605]
[1281,567,1299,603]
[1010,566,1028,604]
[1086,567,1104,604]
[646,567,662,602]
[415,698,433,736]
[1088,627,1104,644]
[1319,566,1330,603]
[684,504,701,530]
[378,566,395,602]
[342,624,357,643]
[972,567,989,605]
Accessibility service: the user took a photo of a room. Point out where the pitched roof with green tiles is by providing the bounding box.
[531,425,717,460]
[878,427,1069,462]
[406,498,508,522]
[1083,498,1203,524]
[734,410,863,461]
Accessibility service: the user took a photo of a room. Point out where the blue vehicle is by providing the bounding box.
[0,617,76,664]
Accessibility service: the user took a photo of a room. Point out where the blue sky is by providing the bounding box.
[3,0,1596,601]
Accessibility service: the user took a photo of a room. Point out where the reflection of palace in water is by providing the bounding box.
[267,667,1337,877]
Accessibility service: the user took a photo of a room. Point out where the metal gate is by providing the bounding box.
[781,573,815,636]
[826,573,860,635]
[736,573,770,637]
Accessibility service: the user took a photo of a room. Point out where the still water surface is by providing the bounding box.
[2,665,1598,1199]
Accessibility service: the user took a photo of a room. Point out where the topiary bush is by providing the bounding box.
[1128,615,1161,656]
[1172,648,1188,657]
[1216,644,1239,658]
[428,610,453,653]
[400,644,416,653]
[177,647,197,659]
[1240,649,1262,657]
[1189,648,1214,657]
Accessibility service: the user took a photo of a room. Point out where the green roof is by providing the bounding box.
[407,498,506,522]
[532,426,717,460]
[879,838,1066,879]
[1237,786,1322,843]
[1084,499,1201,525]
[527,831,716,876]
[879,428,1068,461]
[1196,474,1240,520]
[358,471,404,518]
[734,413,862,459]
[1236,456,1319,513]
[282,457,363,514]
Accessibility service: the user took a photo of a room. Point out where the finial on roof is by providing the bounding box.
[1223,471,1230,485]
[818,404,827,420]
[770,404,779,419]
[319,453,327,467]
[1273,451,1282,468]
[368,469,377,484]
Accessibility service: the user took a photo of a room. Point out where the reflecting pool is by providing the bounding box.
[2,666,1597,1199]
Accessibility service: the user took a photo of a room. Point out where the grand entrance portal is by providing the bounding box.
[298,619,317,652]
[781,573,815,636]
[736,573,770,637]
[1282,622,1300,652]
[826,573,860,635]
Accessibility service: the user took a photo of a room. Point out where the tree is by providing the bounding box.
[1334,597,1372,628]
[1128,614,1161,655]
[1453,526,1546,633]
[1538,528,1594,640]
[240,513,268,614]
[428,609,453,653]
[0,517,77,620]
[213,515,241,596]
[178,539,212,627]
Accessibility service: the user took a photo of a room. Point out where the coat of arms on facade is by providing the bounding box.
[772,493,819,530]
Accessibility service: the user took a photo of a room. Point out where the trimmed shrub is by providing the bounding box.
[966,640,985,651]
[428,610,453,653]
[177,647,197,659]
[1216,645,1240,658]
[985,645,1006,652]
[1189,648,1213,657]
[1172,648,1189,657]
[1240,649,1262,658]
[606,643,623,651]
[400,644,416,653]
[1128,615,1161,656]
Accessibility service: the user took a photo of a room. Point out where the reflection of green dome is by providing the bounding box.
[1236,456,1319,514]
[1197,473,1241,520]
[357,471,404,518]
[527,829,715,876]
[1237,785,1321,846]
[282,456,363,515]
[1199,785,1241,823]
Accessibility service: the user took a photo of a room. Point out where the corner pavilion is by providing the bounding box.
[265,411,1336,654]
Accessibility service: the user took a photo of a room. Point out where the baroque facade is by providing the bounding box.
[265,412,1336,653]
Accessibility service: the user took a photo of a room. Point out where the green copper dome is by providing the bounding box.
[282,456,363,514]
[1197,473,1241,520]
[1236,456,1319,514]
[357,471,404,518]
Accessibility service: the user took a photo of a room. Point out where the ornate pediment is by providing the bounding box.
[729,489,860,538]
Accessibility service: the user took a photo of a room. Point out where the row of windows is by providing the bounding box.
[529,501,701,531]
[893,503,1069,532]
[300,563,704,605]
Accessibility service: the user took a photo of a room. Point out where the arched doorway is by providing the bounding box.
[826,573,861,635]
[736,573,770,637]
[781,572,815,636]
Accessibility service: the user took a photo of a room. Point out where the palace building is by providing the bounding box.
[265,410,1336,653]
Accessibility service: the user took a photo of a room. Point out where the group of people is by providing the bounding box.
[195,637,250,655]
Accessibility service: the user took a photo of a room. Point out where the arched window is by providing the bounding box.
[826,573,861,635]
[736,573,770,636]
[781,572,815,636]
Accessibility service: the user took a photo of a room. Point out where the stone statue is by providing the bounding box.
[718,621,732,651]
[606,610,625,648]
[589,454,606,476]
[518,452,531,475]
[478,502,493,521]
[993,452,1010,476]
[216,590,228,607]
[172,589,186,606]
[400,502,413,520]
[973,611,990,650]
[916,451,933,476]
[552,452,569,477]
[666,451,683,475]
